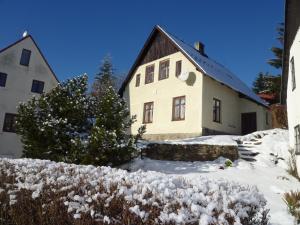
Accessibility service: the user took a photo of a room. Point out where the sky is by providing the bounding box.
[0,0,284,87]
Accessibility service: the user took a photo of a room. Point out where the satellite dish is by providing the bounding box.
[22,31,28,38]
[178,71,189,81]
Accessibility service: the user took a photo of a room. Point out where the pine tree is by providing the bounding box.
[87,59,146,166]
[253,72,267,94]
[267,23,284,69]
[92,55,117,97]
[16,75,92,163]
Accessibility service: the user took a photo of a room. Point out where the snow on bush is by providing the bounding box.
[0,158,269,225]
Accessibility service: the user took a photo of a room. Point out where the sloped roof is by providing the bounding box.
[0,35,59,83]
[119,25,267,107]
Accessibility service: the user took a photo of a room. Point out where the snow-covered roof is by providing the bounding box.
[157,25,267,106]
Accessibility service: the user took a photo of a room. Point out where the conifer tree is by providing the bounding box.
[16,75,92,163]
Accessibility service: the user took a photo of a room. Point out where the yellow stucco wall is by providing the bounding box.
[123,52,271,139]
[124,51,203,139]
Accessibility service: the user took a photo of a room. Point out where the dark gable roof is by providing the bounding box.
[119,25,267,107]
[0,35,59,83]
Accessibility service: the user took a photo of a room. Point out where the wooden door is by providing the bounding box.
[241,112,257,135]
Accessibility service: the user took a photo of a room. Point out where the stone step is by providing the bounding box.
[240,156,257,162]
[239,152,259,157]
[238,145,256,149]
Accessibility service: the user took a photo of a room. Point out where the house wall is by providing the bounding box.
[201,76,270,135]
[286,28,300,174]
[240,98,270,131]
[201,76,241,134]
[124,51,204,140]
[0,37,58,158]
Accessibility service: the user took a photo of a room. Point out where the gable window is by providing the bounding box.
[176,60,182,77]
[31,80,45,94]
[159,59,169,80]
[135,74,141,87]
[213,98,221,123]
[0,72,7,87]
[20,49,31,66]
[291,57,296,91]
[145,64,154,84]
[172,96,185,121]
[295,125,300,154]
[3,113,17,133]
[143,102,153,123]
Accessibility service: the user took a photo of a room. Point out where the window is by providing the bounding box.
[135,74,141,87]
[3,113,17,133]
[172,96,185,121]
[213,98,221,123]
[291,57,296,90]
[31,80,44,94]
[266,111,269,125]
[0,72,7,87]
[295,125,300,154]
[143,102,153,123]
[145,64,154,84]
[20,49,31,66]
[159,59,169,80]
[176,60,182,77]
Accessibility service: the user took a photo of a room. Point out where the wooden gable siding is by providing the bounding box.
[140,31,178,65]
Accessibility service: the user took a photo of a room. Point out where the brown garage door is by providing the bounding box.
[241,112,257,135]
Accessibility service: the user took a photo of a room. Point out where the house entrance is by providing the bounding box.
[241,112,257,135]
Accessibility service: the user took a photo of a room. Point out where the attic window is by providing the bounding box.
[145,64,154,84]
[159,59,169,80]
[20,49,31,66]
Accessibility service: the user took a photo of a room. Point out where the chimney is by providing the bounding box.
[194,41,205,55]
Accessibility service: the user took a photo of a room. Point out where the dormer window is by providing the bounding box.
[20,49,31,66]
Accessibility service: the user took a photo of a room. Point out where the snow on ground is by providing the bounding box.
[0,158,267,224]
[146,135,238,146]
[124,129,299,225]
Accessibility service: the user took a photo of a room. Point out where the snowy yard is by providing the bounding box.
[123,129,300,225]
[0,129,298,224]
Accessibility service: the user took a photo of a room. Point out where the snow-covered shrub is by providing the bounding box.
[16,73,145,166]
[0,158,269,225]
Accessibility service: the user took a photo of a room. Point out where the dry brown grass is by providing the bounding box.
[283,191,300,224]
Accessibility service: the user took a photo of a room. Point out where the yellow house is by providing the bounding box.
[119,25,270,140]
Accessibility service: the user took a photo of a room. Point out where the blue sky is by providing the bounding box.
[0,0,284,87]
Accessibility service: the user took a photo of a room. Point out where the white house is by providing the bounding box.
[0,34,58,158]
[120,25,271,140]
[283,0,300,173]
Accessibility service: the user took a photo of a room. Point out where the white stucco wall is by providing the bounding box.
[0,37,58,158]
[287,28,300,173]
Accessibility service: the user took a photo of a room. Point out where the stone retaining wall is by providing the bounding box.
[142,143,239,161]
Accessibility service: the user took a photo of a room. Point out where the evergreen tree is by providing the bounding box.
[17,60,145,167]
[267,23,284,70]
[92,55,118,97]
[87,58,146,166]
[16,75,92,163]
[253,72,267,94]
